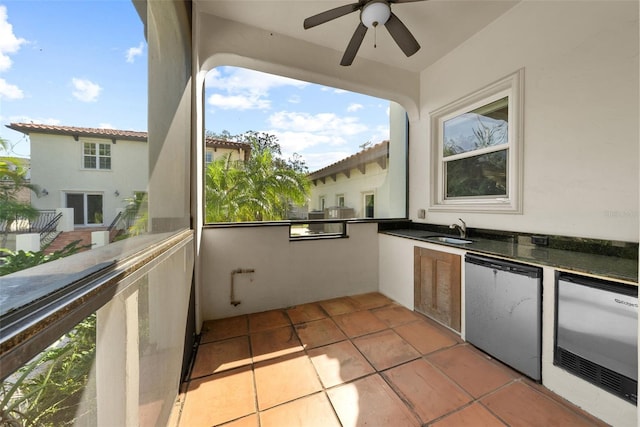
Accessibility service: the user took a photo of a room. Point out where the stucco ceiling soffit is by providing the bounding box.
[196,0,520,73]
[196,12,420,110]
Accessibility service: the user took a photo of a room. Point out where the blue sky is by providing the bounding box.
[0,1,390,171]
[205,67,390,170]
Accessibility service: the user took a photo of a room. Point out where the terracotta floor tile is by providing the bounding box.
[286,303,327,324]
[294,318,347,349]
[259,393,340,427]
[372,304,421,328]
[200,315,248,343]
[327,374,420,427]
[332,310,388,338]
[431,403,506,427]
[180,366,255,427]
[191,336,251,378]
[251,325,303,362]
[353,329,420,371]
[383,359,472,424]
[318,297,358,316]
[218,414,259,427]
[188,294,611,427]
[308,340,375,388]
[482,381,598,427]
[348,292,393,310]
[428,345,517,398]
[254,352,323,410]
[394,319,458,355]
[248,309,290,332]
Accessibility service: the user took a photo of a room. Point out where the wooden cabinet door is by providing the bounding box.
[414,247,461,332]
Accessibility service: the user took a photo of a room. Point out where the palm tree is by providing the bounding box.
[1,138,40,248]
[204,132,310,223]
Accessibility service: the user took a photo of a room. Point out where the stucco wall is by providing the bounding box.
[29,134,148,225]
[310,162,388,217]
[413,0,639,242]
[200,222,379,320]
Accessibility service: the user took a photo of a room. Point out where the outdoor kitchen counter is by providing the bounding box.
[381,228,638,284]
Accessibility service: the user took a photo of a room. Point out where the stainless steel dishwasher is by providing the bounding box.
[465,254,542,380]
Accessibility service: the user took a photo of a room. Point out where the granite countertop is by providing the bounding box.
[381,228,638,284]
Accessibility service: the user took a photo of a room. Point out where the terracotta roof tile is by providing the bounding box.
[6,123,147,141]
[308,140,389,179]
[205,137,251,151]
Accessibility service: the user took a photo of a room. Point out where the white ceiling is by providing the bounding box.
[197,0,520,73]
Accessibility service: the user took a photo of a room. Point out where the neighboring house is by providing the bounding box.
[3,125,252,229]
[205,137,251,165]
[307,101,408,220]
[6,123,149,228]
[308,140,389,219]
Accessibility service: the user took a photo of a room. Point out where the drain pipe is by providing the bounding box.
[230,268,254,306]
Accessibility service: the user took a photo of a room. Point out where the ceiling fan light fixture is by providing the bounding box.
[361,1,391,28]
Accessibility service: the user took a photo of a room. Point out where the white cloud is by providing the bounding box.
[208,93,270,111]
[265,110,372,170]
[268,111,368,137]
[0,5,26,72]
[126,42,144,63]
[8,115,60,125]
[99,123,115,129]
[71,78,102,102]
[288,94,301,104]
[269,131,342,153]
[0,77,23,100]
[347,103,363,112]
[303,151,354,172]
[320,87,347,94]
[206,67,308,92]
[205,67,308,111]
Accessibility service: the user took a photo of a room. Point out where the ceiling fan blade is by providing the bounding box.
[384,12,421,57]
[341,23,368,66]
[304,3,361,29]
[390,0,429,3]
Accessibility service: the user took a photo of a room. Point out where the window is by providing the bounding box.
[83,142,111,170]
[431,70,523,213]
[205,150,213,165]
[66,192,104,225]
[319,196,326,211]
[363,192,374,218]
[337,194,345,207]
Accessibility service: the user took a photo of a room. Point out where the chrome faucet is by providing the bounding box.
[450,218,467,238]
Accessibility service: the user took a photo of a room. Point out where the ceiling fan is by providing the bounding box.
[303,0,427,66]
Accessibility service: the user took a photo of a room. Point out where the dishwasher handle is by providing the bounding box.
[465,254,542,278]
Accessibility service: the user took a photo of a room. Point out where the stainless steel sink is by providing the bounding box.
[423,235,473,245]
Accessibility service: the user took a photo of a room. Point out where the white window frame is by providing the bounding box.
[204,150,213,165]
[66,191,104,226]
[82,141,112,170]
[430,69,523,213]
[363,191,374,218]
[336,194,345,207]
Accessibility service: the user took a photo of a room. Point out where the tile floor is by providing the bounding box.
[172,293,607,427]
